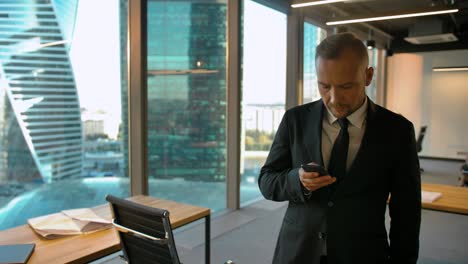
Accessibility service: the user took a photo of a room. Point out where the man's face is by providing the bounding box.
[316,49,373,119]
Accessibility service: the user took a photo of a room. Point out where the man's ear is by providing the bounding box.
[365,67,374,86]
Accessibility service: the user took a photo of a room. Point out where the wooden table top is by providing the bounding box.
[0,195,210,264]
[421,183,468,215]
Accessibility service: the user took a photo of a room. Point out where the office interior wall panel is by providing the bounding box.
[386,50,468,159]
[428,49,468,159]
[431,71,468,159]
[386,53,423,131]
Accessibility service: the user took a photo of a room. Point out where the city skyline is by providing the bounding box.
[70,0,289,140]
[0,0,291,230]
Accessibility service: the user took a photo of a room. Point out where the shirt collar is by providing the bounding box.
[325,97,368,129]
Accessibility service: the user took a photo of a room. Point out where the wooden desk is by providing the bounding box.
[422,183,468,215]
[0,195,211,264]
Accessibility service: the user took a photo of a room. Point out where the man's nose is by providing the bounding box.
[329,87,339,103]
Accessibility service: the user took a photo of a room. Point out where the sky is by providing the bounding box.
[70,0,121,138]
[243,0,287,105]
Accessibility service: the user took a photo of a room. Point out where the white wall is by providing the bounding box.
[386,49,468,159]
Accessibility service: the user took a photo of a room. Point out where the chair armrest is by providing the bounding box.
[112,219,168,245]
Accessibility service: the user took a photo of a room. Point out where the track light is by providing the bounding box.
[326,8,459,25]
[366,40,375,50]
[433,67,468,72]
[291,0,349,8]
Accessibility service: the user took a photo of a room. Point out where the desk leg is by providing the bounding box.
[205,214,210,264]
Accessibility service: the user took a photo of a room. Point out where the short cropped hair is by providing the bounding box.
[315,32,369,66]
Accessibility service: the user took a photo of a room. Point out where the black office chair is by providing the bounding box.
[106,195,181,264]
[416,126,427,153]
[416,126,427,172]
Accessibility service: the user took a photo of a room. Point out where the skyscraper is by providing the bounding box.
[0,0,82,183]
[144,0,227,182]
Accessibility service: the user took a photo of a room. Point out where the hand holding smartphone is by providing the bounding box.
[301,163,328,176]
[299,163,335,192]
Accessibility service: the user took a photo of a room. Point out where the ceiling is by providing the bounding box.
[288,0,468,53]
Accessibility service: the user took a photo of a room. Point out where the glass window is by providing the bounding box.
[367,47,378,102]
[240,0,287,206]
[0,0,129,230]
[303,22,326,104]
[146,1,227,212]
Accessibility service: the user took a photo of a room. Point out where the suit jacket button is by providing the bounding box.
[318,232,326,240]
[327,201,334,207]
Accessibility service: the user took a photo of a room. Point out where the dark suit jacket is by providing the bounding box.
[258,99,421,264]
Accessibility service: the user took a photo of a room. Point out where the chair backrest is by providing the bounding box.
[106,195,180,264]
[416,126,427,153]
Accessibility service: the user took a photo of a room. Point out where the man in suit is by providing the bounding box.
[258,33,421,264]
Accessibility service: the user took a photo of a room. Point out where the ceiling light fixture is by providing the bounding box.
[366,40,375,50]
[326,8,459,25]
[291,0,349,8]
[433,67,468,72]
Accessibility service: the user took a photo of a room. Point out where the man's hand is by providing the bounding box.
[299,167,336,192]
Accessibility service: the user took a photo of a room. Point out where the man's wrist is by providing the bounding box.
[301,185,312,197]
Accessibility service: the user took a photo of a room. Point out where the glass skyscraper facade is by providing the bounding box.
[0,0,82,184]
[146,1,227,183]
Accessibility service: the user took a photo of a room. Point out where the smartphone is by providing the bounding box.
[301,163,328,176]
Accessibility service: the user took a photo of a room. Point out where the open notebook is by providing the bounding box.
[28,208,111,239]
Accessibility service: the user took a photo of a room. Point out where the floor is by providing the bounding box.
[94,158,468,264]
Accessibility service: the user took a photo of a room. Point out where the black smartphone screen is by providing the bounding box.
[301,164,328,176]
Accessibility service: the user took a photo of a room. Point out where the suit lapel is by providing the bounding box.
[349,98,379,173]
[302,100,325,166]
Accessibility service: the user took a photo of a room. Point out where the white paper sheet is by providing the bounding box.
[421,190,442,203]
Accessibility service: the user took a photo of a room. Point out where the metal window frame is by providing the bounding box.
[128,0,148,196]
[227,0,242,210]
[286,8,304,109]
[375,48,387,106]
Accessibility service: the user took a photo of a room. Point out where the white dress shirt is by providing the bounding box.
[321,97,368,172]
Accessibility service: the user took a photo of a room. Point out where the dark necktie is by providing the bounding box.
[328,118,349,180]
